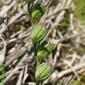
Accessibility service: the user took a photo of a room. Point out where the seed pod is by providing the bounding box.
[37,42,55,61]
[44,43,55,53]
[35,63,53,81]
[31,24,48,43]
[31,4,44,23]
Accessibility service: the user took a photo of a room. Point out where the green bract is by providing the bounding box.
[37,42,55,61]
[31,24,48,43]
[35,63,53,81]
[31,4,44,23]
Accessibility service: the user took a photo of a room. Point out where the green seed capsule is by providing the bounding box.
[31,24,48,43]
[37,50,49,61]
[37,42,55,61]
[44,43,55,53]
[35,63,53,81]
[31,4,44,23]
